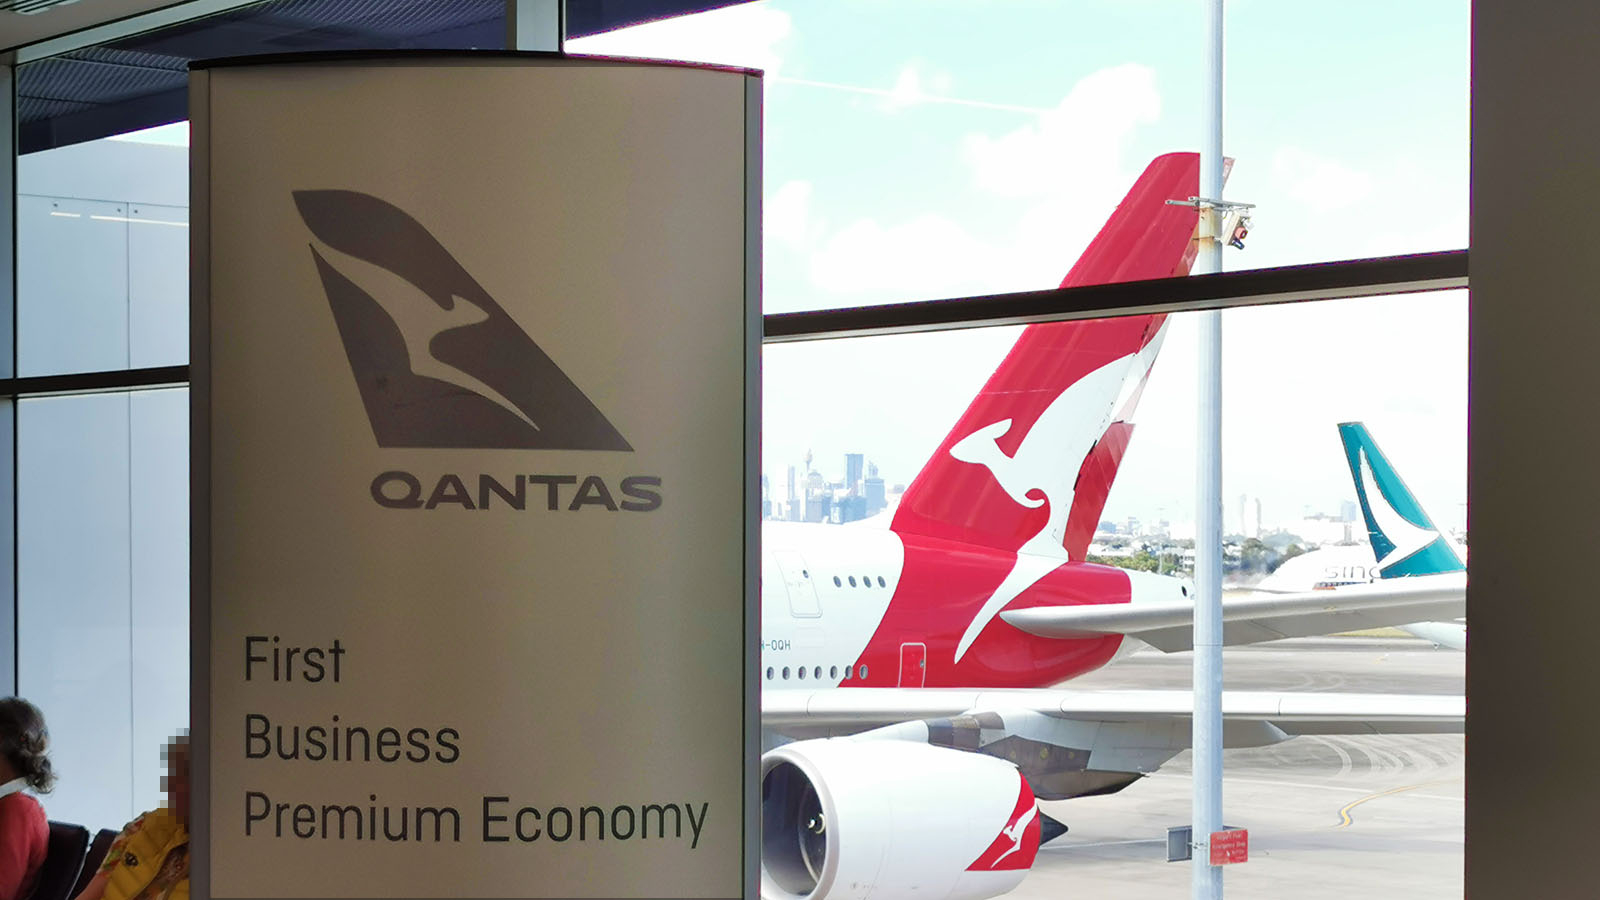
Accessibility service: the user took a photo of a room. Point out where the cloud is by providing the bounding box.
[878,62,956,112]
[963,63,1161,199]
[808,214,1005,298]
[566,4,791,75]
[766,180,816,249]
[1270,146,1374,213]
[793,63,1167,303]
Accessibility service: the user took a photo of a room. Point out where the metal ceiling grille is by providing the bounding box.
[16,0,752,153]
[1,0,93,14]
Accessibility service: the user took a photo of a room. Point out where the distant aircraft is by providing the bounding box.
[758,155,1465,900]
[1336,421,1467,649]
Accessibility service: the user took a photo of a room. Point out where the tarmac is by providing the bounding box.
[1021,637,1464,899]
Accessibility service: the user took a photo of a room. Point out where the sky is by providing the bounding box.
[573,0,1471,536]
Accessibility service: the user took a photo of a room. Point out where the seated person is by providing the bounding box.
[74,734,188,900]
[0,698,53,900]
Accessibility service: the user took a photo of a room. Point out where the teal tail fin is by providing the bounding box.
[1337,422,1464,578]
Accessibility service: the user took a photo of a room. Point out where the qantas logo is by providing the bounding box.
[1358,446,1438,570]
[946,352,1147,662]
[966,776,1040,872]
[294,190,631,451]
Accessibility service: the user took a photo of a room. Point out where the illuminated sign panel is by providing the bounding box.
[192,54,758,899]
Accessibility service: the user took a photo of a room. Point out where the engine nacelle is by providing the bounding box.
[761,739,1040,900]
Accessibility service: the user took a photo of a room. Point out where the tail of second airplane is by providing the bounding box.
[891,153,1206,561]
[1337,422,1465,577]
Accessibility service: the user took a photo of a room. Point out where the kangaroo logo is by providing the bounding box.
[947,340,1160,662]
[966,777,1040,872]
[294,190,631,451]
[990,801,1039,866]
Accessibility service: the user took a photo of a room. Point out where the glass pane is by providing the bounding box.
[573,2,1201,313]
[760,291,1463,895]
[18,388,191,830]
[129,388,190,816]
[17,130,189,376]
[18,392,134,829]
[1228,1,1470,269]
[575,1,1467,313]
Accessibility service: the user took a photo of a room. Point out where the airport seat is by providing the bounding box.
[69,829,118,900]
[30,822,89,900]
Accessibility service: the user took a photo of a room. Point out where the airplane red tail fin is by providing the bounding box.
[890,153,1205,558]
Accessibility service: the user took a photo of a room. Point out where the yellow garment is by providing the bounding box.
[101,808,188,900]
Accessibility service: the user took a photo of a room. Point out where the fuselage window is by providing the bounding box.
[782,667,790,680]
[858,664,868,680]
[766,666,774,680]
[830,665,838,679]
[848,576,857,587]
[877,576,886,588]
[798,666,806,680]
[814,666,822,680]
[833,576,842,587]
[843,666,851,680]
[862,575,871,588]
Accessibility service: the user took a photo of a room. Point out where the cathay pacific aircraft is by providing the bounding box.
[1336,421,1467,649]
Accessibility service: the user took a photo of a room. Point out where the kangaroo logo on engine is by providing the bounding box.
[294,190,631,451]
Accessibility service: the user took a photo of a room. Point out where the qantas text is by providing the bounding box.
[370,472,663,512]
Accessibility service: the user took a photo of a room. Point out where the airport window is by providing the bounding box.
[6,0,1468,894]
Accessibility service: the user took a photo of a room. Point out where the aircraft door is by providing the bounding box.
[774,550,821,617]
[898,642,927,687]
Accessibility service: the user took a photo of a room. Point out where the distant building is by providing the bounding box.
[865,461,884,513]
[1290,513,1353,546]
[1340,500,1360,522]
[806,494,831,523]
[1239,493,1262,539]
[786,465,799,521]
[845,453,865,494]
[837,495,868,523]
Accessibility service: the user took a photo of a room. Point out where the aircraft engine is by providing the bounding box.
[761,738,1040,900]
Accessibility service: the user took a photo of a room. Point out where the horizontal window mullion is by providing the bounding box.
[0,364,187,398]
[0,252,1468,394]
[762,249,1468,343]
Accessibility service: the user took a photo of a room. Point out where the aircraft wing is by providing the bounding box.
[762,687,1462,736]
[999,574,1466,652]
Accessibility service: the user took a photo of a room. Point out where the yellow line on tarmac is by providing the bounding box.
[1336,783,1429,828]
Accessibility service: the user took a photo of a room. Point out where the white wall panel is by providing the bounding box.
[16,196,130,376]
[129,205,190,369]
